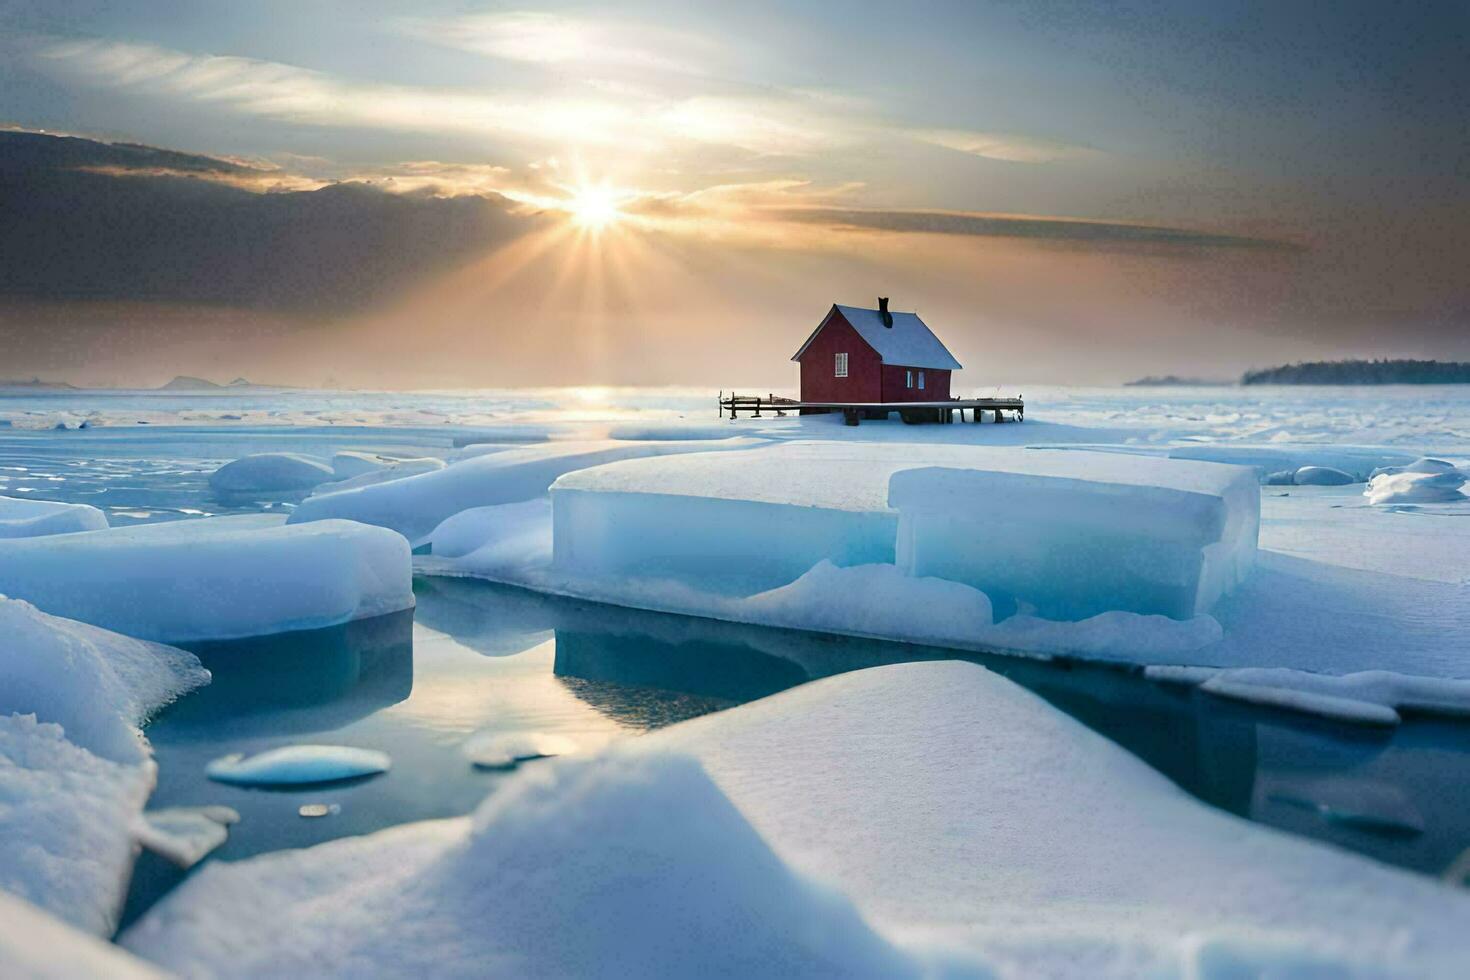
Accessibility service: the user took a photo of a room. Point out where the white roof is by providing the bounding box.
[792,304,962,371]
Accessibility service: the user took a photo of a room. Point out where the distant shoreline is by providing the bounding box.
[1241,359,1470,385]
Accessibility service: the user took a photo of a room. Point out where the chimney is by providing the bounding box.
[878,296,893,328]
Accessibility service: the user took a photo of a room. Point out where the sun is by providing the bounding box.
[566,185,624,230]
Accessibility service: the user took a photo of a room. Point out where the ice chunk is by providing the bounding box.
[291,438,766,547]
[136,806,240,868]
[208,452,334,496]
[428,498,551,560]
[1292,465,1354,486]
[888,454,1259,619]
[0,596,208,764]
[0,516,413,642]
[0,714,154,935]
[0,890,166,979]
[123,753,920,978]
[1167,444,1416,483]
[205,745,392,786]
[1364,467,1466,505]
[462,730,579,769]
[648,662,1470,975]
[1153,665,1470,726]
[0,495,108,538]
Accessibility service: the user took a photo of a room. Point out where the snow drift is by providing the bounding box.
[122,753,921,978]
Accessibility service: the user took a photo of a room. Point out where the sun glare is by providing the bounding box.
[567,185,623,230]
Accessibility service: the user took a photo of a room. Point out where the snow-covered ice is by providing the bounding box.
[208,452,335,496]
[0,596,208,935]
[122,753,922,978]
[312,456,446,495]
[0,516,413,642]
[290,438,767,547]
[1290,464,1355,486]
[0,495,108,538]
[1364,466,1466,505]
[647,661,1470,976]
[889,453,1258,619]
[205,745,392,786]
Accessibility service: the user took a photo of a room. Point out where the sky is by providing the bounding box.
[0,0,1466,388]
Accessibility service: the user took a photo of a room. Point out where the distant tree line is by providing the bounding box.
[1241,359,1470,385]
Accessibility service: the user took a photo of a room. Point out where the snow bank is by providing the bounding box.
[0,597,207,934]
[0,516,413,642]
[0,596,208,764]
[647,662,1470,975]
[889,455,1258,619]
[0,714,154,936]
[1148,664,1470,726]
[0,890,166,979]
[0,495,108,538]
[291,438,766,547]
[208,452,334,495]
[123,753,920,978]
[205,745,391,786]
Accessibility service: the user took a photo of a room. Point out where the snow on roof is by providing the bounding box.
[792,304,962,371]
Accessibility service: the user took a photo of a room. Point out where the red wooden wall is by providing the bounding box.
[797,312,882,402]
[880,365,951,402]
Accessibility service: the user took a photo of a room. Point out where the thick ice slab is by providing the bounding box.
[0,516,413,642]
[290,438,766,547]
[122,753,918,978]
[889,454,1259,619]
[552,442,1258,616]
[0,495,108,538]
[208,452,334,495]
[648,662,1470,976]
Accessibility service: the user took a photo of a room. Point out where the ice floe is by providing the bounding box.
[135,805,240,868]
[0,515,413,642]
[290,437,766,547]
[122,753,920,978]
[205,745,392,787]
[0,495,108,538]
[1290,464,1355,486]
[647,662,1470,976]
[1364,464,1466,505]
[461,730,579,769]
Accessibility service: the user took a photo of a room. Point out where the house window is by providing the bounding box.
[905,369,913,388]
[918,371,925,390]
[835,352,848,378]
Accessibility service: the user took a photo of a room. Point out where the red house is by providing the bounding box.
[790,298,961,409]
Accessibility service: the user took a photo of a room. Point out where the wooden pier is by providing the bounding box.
[719,392,1024,426]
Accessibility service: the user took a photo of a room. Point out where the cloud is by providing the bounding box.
[29,36,855,158]
[911,128,1102,164]
[397,11,715,76]
[0,130,539,312]
[766,207,1299,249]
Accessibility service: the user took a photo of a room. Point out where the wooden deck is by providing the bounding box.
[719,392,1024,425]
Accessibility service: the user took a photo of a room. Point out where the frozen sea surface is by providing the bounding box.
[2,384,1468,933]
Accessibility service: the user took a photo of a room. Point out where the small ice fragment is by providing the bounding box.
[1293,465,1355,486]
[1263,470,1295,486]
[463,731,578,769]
[205,745,391,787]
[298,803,341,818]
[137,806,241,868]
